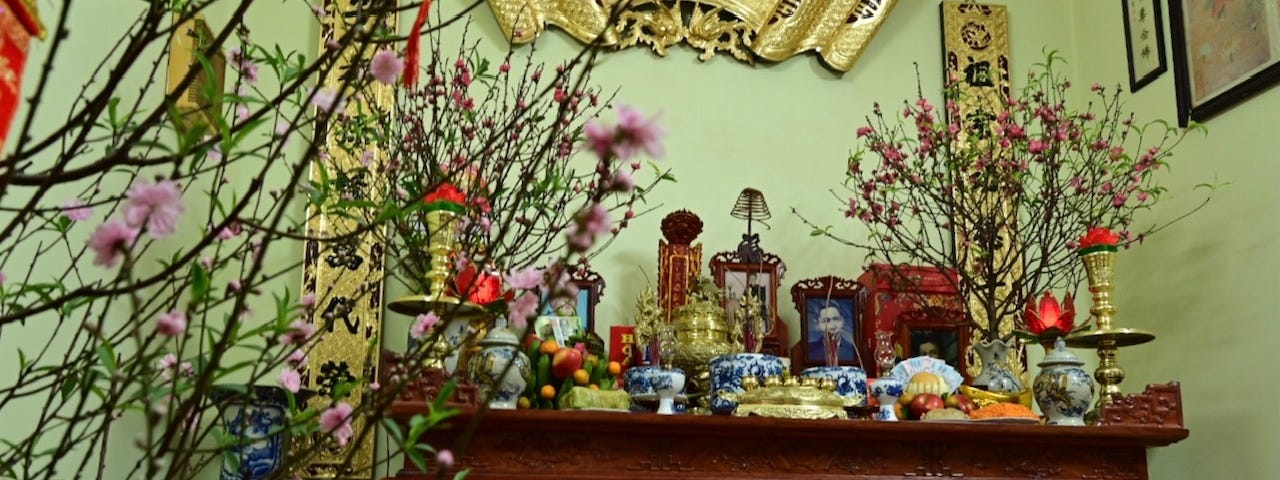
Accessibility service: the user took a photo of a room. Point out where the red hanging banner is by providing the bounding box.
[0,0,43,153]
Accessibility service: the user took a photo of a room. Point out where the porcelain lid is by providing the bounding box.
[1038,337,1083,366]
[478,323,520,347]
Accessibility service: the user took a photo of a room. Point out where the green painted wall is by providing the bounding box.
[1069,1,1280,478]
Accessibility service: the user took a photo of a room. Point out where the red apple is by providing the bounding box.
[909,393,945,419]
[551,348,584,379]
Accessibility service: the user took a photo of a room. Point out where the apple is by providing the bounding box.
[909,393,945,419]
[551,348,584,379]
[954,395,976,415]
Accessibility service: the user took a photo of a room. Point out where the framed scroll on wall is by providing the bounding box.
[1169,0,1280,125]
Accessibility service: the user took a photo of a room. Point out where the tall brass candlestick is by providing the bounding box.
[389,209,489,369]
[1064,248,1155,423]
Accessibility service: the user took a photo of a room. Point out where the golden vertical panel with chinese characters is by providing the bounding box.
[939,1,1025,382]
[483,0,898,73]
[296,1,396,478]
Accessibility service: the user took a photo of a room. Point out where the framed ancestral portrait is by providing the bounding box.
[895,306,970,382]
[710,251,786,355]
[1122,0,1166,92]
[788,276,865,372]
[538,266,605,335]
[1169,0,1280,125]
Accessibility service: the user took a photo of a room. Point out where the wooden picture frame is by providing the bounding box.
[710,251,786,355]
[537,266,605,336]
[894,306,971,383]
[788,276,865,373]
[1169,0,1280,126]
[1122,0,1166,92]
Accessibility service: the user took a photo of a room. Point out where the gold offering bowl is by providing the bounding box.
[670,305,740,395]
[730,375,847,420]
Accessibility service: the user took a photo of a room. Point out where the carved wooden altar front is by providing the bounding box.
[385,392,1188,480]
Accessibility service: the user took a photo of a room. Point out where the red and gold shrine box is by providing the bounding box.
[0,0,43,152]
[856,263,962,374]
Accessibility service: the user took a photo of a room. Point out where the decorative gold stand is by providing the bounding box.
[387,210,492,371]
[1065,249,1154,424]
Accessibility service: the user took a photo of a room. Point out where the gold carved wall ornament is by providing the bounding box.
[296,1,396,478]
[939,1,1025,383]
[484,0,900,72]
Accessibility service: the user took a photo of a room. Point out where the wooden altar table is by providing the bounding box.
[385,408,1188,480]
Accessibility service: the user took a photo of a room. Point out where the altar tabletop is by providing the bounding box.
[388,408,1188,480]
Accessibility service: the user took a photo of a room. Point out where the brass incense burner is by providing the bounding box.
[728,374,847,419]
[669,277,743,395]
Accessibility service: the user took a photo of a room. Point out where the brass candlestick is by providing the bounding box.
[1064,248,1155,423]
[388,209,490,369]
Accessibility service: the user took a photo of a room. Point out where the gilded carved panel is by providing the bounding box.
[484,0,899,72]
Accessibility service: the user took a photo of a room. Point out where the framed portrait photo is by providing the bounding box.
[788,276,865,373]
[710,251,787,356]
[538,266,605,336]
[894,306,971,382]
[1122,0,1167,92]
[1169,0,1280,125]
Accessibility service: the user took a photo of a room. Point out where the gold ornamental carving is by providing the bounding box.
[483,0,899,72]
[939,1,1025,383]
[297,0,396,478]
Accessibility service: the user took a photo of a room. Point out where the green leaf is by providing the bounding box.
[453,469,471,480]
[381,417,405,443]
[191,263,210,304]
[95,344,118,375]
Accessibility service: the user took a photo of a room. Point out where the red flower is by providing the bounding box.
[1024,292,1076,336]
[450,265,515,306]
[1078,226,1120,250]
[422,183,467,206]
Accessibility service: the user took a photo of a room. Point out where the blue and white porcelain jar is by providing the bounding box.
[801,366,868,407]
[708,353,785,414]
[1033,338,1094,426]
[212,385,309,480]
[624,365,689,414]
[467,323,531,409]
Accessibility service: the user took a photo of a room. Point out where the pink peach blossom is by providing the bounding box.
[277,368,301,393]
[62,199,92,221]
[505,266,543,291]
[319,402,354,447]
[88,220,139,267]
[124,180,184,238]
[410,312,440,340]
[156,309,186,337]
[368,49,403,85]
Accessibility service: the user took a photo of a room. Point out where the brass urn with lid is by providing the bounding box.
[670,277,742,395]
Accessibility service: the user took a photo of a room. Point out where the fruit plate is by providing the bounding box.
[972,416,1039,424]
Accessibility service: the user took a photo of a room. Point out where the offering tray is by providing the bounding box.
[730,374,846,420]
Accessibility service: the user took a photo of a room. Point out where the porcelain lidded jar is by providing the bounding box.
[1033,337,1094,426]
[466,320,530,409]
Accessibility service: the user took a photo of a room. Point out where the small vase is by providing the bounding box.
[1034,338,1094,426]
[870,378,904,421]
[873,330,896,377]
[466,321,531,409]
[972,339,1023,393]
[652,368,686,415]
[211,386,310,480]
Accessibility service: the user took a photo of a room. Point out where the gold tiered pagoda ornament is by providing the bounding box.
[1065,232,1155,424]
[388,186,492,371]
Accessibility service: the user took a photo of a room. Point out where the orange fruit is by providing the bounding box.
[606,361,622,376]
[572,369,590,385]
[517,397,531,409]
[539,384,556,399]
[588,384,600,390]
[539,339,560,355]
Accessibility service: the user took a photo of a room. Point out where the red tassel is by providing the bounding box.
[402,0,434,88]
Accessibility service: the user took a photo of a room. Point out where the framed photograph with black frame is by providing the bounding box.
[710,251,787,357]
[1122,0,1167,92]
[788,276,865,374]
[1169,0,1280,126]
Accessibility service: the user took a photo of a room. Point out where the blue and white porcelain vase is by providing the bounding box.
[974,339,1023,393]
[212,385,309,480]
[1033,337,1094,426]
[466,321,530,409]
[870,378,904,421]
[708,353,784,414]
[801,366,868,407]
[623,366,688,414]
